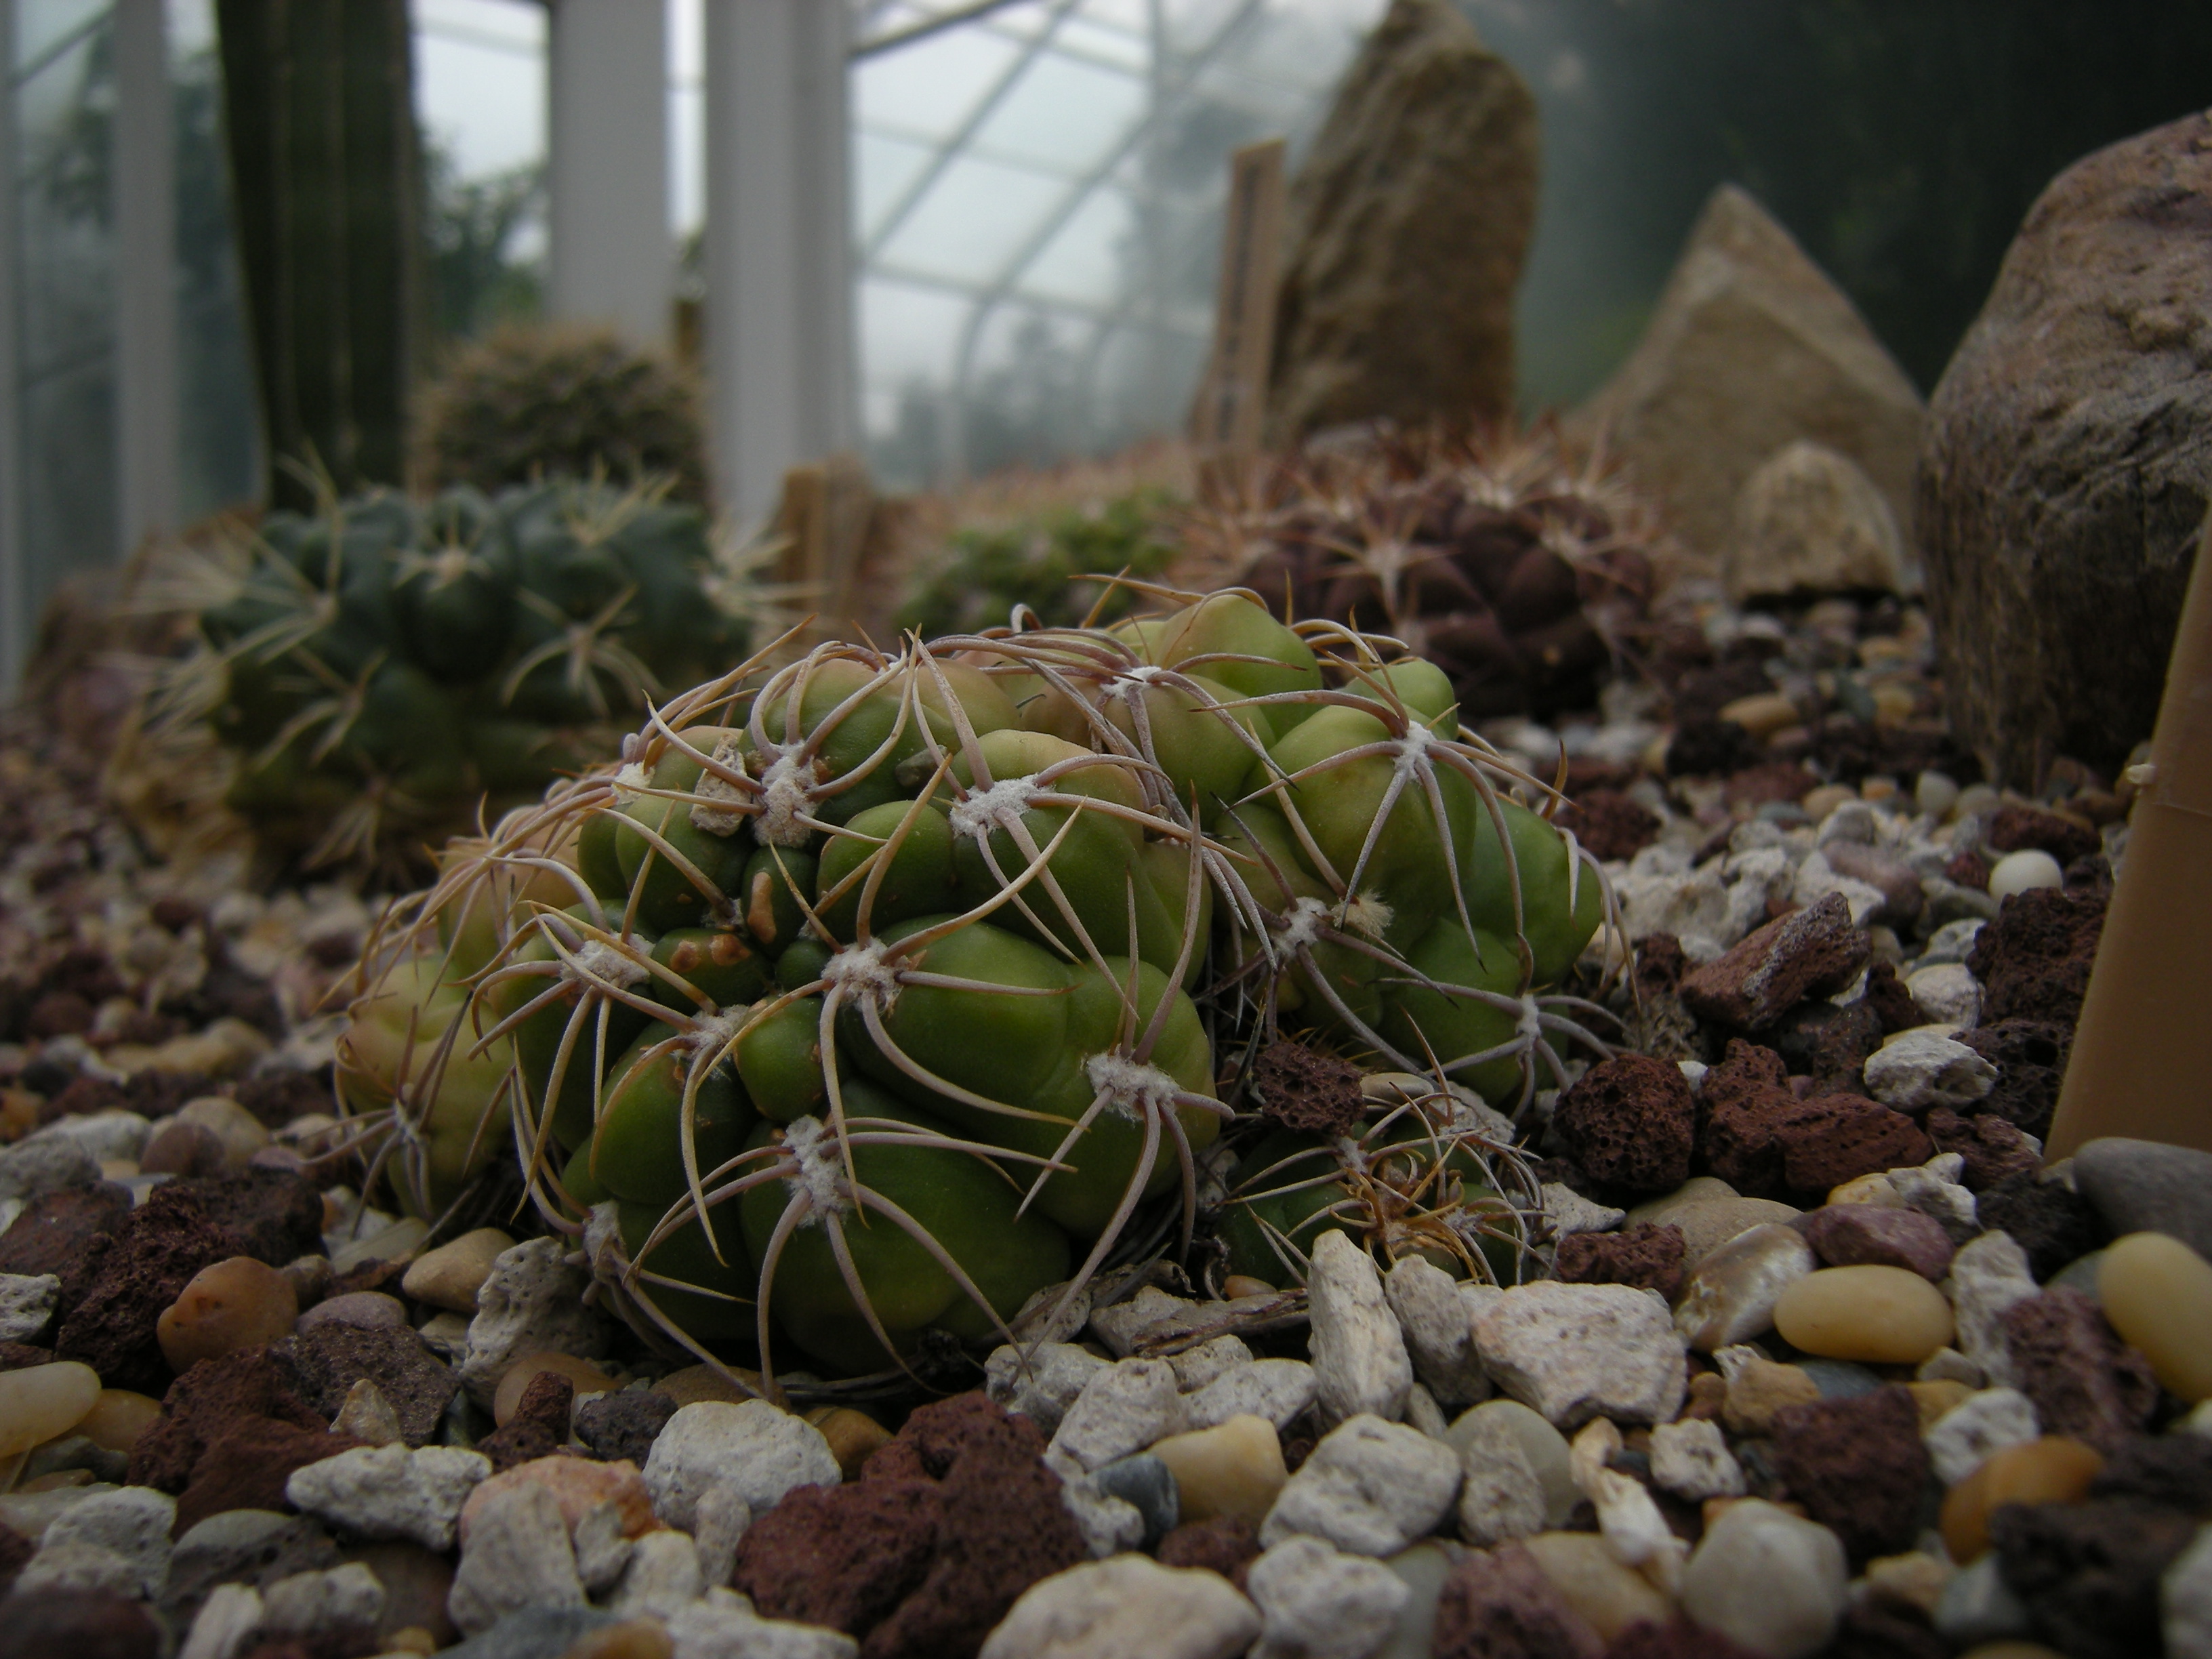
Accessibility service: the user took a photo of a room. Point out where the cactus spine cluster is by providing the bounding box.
[342,581,1617,1393]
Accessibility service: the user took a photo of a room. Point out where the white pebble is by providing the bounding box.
[0,1273,60,1343]
[1988,848,2064,900]
[2161,1520,2212,1659]
[1916,771,1961,819]
[1247,1534,1409,1659]
[1679,1498,1848,1659]
[643,1401,838,1532]
[978,1555,1259,1659]
[458,1237,612,1406]
[1864,1031,1998,1112]
[609,1528,702,1620]
[1261,1415,1462,1558]
[1308,1231,1413,1426]
[1384,1256,1488,1408]
[1185,1358,1318,1432]
[285,1444,490,1553]
[987,1342,1110,1435]
[1925,1387,2041,1486]
[1473,1283,1687,1428]
[37,1485,176,1598]
[1906,962,1984,1027]
[447,1480,584,1635]
[1944,1231,2041,1389]
[1048,1357,1187,1473]
[1649,1418,1745,1501]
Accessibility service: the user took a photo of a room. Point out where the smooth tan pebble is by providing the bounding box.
[158,1256,299,1371]
[176,1095,272,1168]
[560,1619,674,1659]
[1522,1531,1671,1642]
[493,1352,618,1426]
[1826,1172,1902,1208]
[0,1361,102,1457]
[1771,1264,1953,1364]
[2097,1231,2212,1402]
[73,1389,163,1454]
[804,1406,893,1479]
[1147,1413,1286,1528]
[401,1227,516,1314]
[1940,1437,2102,1563]
[651,1362,765,1408]
[1219,1275,1275,1300]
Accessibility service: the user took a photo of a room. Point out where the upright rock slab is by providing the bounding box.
[1571,184,1925,558]
[1918,110,2212,783]
[1265,0,1536,443]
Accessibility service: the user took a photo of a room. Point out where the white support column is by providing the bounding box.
[548,0,671,348]
[113,0,180,558]
[703,0,854,530]
[0,0,20,692]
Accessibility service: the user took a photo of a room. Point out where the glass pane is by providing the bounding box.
[19,356,116,622]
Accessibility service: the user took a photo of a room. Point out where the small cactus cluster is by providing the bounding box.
[340,581,1616,1393]
[896,487,1181,640]
[1202,430,1660,720]
[147,476,750,874]
[416,326,712,508]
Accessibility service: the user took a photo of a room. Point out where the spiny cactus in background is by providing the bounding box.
[1200,429,1661,720]
[142,476,752,876]
[896,487,1182,639]
[340,582,1616,1396]
[417,326,712,507]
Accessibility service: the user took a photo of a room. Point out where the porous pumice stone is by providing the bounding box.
[1938,1435,2104,1563]
[1771,1263,1954,1364]
[2096,1231,2212,1401]
[157,1255,300,1371]
[0,1360,102,1456]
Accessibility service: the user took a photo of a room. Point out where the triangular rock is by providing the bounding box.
[1570,184,1924,557]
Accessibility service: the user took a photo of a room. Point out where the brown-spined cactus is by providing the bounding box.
[339,580,1616,1396]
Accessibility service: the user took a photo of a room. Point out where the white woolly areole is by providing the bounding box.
[755,752,821,846]
[1272,896,1330,953]
[610,761,651,805]
[1515,995,1544,1044]
[1338,891,1394,939]
[1083,1050,1182,1122]
[689,744,750,837]
[947,773,1039,840]
[822,937,901,1009]
[781,1115,853,1217]
[1335,1134,1370,1176]
[571,938,650,988]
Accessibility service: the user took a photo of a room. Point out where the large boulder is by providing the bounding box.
[1917,112,2212,784]
[1265,0,1537,445]
[1726,440,1911,602]
[1570,184,1925,558]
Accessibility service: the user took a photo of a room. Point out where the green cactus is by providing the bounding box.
[344,579,1617,1392]
[163,476,748,876]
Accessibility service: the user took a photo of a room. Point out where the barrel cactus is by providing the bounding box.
[341,579,1616,1394]
[146,476,750,874]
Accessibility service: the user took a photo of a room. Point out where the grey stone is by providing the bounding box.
[609,1528,701,1619]
[1864,1031,1997,1111]
[1945,1230,2040,1388]
[1048,1357,1186,1473]
[986,1342,1111,1436]
[692,1483,751,1591]
[1474,1282,1687,1427]
[1308,1230,1412,1426]
[571,1498,633,1597]
[1679,1498,1848,1659]
[1934,1552,2034,1645]
[260,1563,386,1643]
[1451,1413,1544,1547]
[447,1481,583,1637]
[1444,1400,1577,1528]
[0,1271,59,1340]
[1054,1468,1147,1561]
[39,1485,176,1599]
[285,1443,491,1552]
[1675,1223,1816,1352]
[1261,1414,1461,1557]
[977,1553,1259,1659]
[1092,1454,1179,1551]
[163,1511,339,1627]
[1265,0,1537,443]
[1248,1534,1410,1659]
[2163,1522,2212,1659]
[16,1540,142,1598]
[1169,1335,1253,1393]
[1891,1155,1981,1243]
[1185,1358,1319,1432]
[458,1237,611,1406]
[1384,1255,1488,1408]
[667,1592,861,1659]
[0,1134,100,1202]
[1925,1387,2040,1486]
[2074,1137,2212,1263]
[177,1582,264,1659]
[1648,1418,1744,1501]
[1918,110,2212,781]
[23,1111,151,1166]
[642,1401,837,1532]
[1572,182,1924,561]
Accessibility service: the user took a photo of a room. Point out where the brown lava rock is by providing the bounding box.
[0,1342,54,1370]
[1990,1498,2199,1659]
[733,1391,1085,1659]
[1721,762,1820,809]
[0,1516,30,1594]
[1432,1542,1603,1659]
[176,1418,365,1535]
[54,1183,243,1395]
[475,1371,575,1473]
[1679,893,1869,1031]
[131,1347,329,1492]
[1702,1076,1928,1201]
[574,1390,678,1467]
[1602,1618,1764,1659]
[1557,791,1659,863]
[1553,1056,1695,1193]
[4,1589,163,1659]
[1801,1204,1954,1280]
[1700,1039,1788,1115]
[1987,804,2102,867]
[172,1168,325,1267]
[1966,886,2106,1025]
[1858,959,1923,1033]
[1155,1514,1261,1589]
[1769,1386,1929,1563]
[1555,1223,1687,1301]
[1251,1040,1365,1138]
[0,1183,133,1283]
[2000,1287,2158,1456]
[1958,1019,2072,1139]
[2089,1433,2212,1513]
[1923,1107,2041,1191]
[1766,999,1884,1090]
[286,1319,457,1448]
[1823,1601,1950,1659]
[1974,1172,2107,1281]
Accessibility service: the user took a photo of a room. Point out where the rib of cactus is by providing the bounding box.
[1218,1084,1538,1289]
[339,579,1618,1389]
